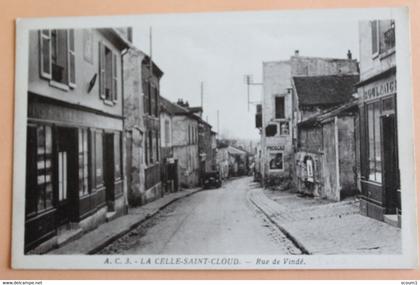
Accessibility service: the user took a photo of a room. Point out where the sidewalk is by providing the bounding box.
[49,187,202,255]
[248,184,401,255]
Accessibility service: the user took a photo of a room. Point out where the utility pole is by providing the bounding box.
[200,81,204,110]
[217,110,220,136]
[244,74,263,112]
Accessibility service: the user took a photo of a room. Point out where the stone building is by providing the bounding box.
[158,99,200,188]
[25,28,130,252]
[296,101,360,201]
[259,51,358,188]
[159,96,179,193]
[356,19,399,226]
[123,44,164,206]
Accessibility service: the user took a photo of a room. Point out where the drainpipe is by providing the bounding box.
[121,47,129,213]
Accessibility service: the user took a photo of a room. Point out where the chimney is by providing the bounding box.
[294,50,300,56]
[347,50,352,60]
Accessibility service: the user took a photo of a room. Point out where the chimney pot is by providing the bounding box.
[295,50,300,56]
[347,50,352,59]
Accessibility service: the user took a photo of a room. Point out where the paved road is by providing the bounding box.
[100,177,301,255]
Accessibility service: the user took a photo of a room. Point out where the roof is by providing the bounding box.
[188,106,203,113]
[159,96,209,126]
[293,74,359,107]
[227,146,248,155]
[298,100,358,128]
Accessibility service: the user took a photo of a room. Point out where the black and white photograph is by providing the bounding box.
[12,7,417,269]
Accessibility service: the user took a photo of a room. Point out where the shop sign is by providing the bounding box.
[362,77,397,101]
[267,145,285,151]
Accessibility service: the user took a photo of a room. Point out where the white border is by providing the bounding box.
[12,7,418,269]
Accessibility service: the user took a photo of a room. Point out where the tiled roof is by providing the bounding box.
[293,75,359,107]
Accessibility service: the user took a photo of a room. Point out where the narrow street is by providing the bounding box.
[99,177,301,255]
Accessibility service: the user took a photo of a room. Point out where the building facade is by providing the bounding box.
[25,28,129,252]
[259,51,358,188]
[142,57,164,202]
[356,20,399,225]
[159,96,179,193]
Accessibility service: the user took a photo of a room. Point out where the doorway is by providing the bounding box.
[104,133,115,212]
[56,127,78,226]
[382,114,400,214]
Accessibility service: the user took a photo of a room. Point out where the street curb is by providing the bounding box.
[87,187,204,254]
[247,189,311,255]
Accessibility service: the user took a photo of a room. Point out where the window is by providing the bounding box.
[149,131,153,164]
[383,20,395,52]
[279,122,290,136]
[95,131,104,187]
[78,129,89,196]
[164,120,170,146]
[143,79,150,115]
[155,132,159,161]
[154,87,159,116]
[26,125,54,216]
[145,131,149,164]
[150,86,155,116]
[99,42,118,103]
[371,20,380,55]
[367,102,382,183]
[114,132,121,179]
[275,97,285,119]
[265,124,277,137]
[39,29,75,87]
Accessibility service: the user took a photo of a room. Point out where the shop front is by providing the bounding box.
[357,69,400,224]
[25,94,125,252]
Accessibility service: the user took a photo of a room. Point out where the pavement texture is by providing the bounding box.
[248,181,402,255]
[49,188,202,254]
[98,177,301,255]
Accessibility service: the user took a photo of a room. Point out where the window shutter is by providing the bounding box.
[99,42,106,99]
[112,53,118,102]
[39,30,52,79]
[68,29,76,88]
[371,20,379,55]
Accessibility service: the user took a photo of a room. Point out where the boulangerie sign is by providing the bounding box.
[11,7,418,269]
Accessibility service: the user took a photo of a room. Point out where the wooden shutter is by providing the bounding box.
[98,42,106,99]
[68,29,76,88]
[39,30,52,79]
[112,53,118,102]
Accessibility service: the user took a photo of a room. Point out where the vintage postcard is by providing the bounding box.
[12,7,418,269]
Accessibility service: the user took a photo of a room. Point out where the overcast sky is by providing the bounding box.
[132,10,360,140]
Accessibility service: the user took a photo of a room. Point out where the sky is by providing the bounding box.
[132,10,360,140]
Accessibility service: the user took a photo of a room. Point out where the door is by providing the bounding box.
[104,133,115,211]
[56,127,78,226]
[382,114,400,213]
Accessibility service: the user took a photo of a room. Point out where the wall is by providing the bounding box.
[261,61,294,184]
[337,115,358,197]
[123,48,146,206]
[28,29,123,120]
[358,20,396,81]
[322,120,339,201]
[291,56,359,77]
[172,115,199,187]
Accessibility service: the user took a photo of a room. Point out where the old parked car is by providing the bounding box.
[203,171,222,189]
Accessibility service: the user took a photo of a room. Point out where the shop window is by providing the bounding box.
[99,42,117,103]
[367,102,382,183]
[40,29,76,87]
[26,125,54,216]
[114,132,121,180]
[275,96,285,119]
[78,129,89,196]
[95,131,104,187]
